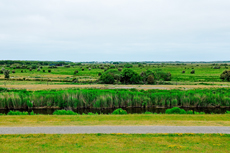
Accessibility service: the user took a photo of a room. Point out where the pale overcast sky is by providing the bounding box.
[0,0,229,62]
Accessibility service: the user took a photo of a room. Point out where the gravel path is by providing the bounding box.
[0,126,229,134]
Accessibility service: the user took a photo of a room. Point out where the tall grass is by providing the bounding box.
[0,88,230,109]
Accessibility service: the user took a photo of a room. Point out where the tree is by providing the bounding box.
[147,75,154,84]
[3,70,10,79]
[220,70,230,81]
[31,64,37,69]
[121,69,141,84]
[155,71,171,81]
[100,73,115,84]
[140,70,154,83]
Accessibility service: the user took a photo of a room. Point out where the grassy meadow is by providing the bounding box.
[1,114,230,127]
[0,63,229,83]
[0,134,229,153]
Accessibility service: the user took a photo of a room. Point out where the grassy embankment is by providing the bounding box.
[0,134,229,152]
[1,114,230,127]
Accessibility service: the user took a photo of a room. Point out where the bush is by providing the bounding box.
[3,70,10,79]
[12,70,15,73]
[145,111,153,114]
[124,63,133,68]
[72,78,78,83]
[118,68,122,72]
[112,108,127,115]
[48,70,51,73]
[121,69,141,84]
[30,111,36,115]
[213,66,220,69]
[74,70,78,75]
[182,71,185,73]
[31,65,37,69]
[147,75,154,84]
[155,71,171,81]
[43,70,45,72]
[110,65,115,69]
[186,110,193,114]
[53,110,78,115]
[100,73,115,84]
[7,111,29,115]
[220,70,230,81]
[165,107,187,114]
[190,70,195,74]
[225,111,230,114]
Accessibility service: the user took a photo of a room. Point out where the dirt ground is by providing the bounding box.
[0,84,228,90]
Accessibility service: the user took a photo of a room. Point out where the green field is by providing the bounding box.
[1,63,229,83]
[1,134,229,153]
[1,114,229,127]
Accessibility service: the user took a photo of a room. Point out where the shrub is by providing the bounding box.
[74,70,78,75]
[147,75,154,84]
[190,70,195,74]
[72,78,78,83]
[30,111,36,115]
[37,68,40,71]
[100,73,115,84]
[7,111,29,115]
[98,72,102,76]
[118,68,122,72]
[53,110,78,115]
[155,71,171,81]
[3,70,10,79]
[112,108,127,115]
[110,65,115,69]
[31,65,37,69]
[88,68,91,71]
[186,110,193,114]
[121,69,141,84]
[225,111,230,114]
[213,66,220,69]
[124,63,133,68]
[82,69,84,71]
[12,70,15,73]
[43,70,45,72]
[21,70,23,73]
[165,107,187,114]
[145,111,153,114]
[48,70,51,73]
[220,70,230,81]
[182,71,185,73]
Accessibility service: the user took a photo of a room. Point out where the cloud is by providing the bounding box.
[0,0,229,61]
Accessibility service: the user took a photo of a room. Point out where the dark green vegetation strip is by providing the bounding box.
[0,134,229,153]
[0,88,230,109]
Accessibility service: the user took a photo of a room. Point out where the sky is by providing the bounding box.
[0,0,230,62]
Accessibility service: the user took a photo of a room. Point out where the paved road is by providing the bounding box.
[0,126,229,134]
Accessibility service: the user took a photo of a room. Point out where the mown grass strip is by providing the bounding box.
[0,114,230,127]
[0,133,229,153]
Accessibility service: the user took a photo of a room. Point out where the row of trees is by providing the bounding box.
[99,69,171,84]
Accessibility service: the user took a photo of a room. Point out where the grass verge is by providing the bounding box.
[0,114,230,127]
[0,134,229,153]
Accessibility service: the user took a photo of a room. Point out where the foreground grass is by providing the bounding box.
[0,134,229,153]
[1,114,230,127]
